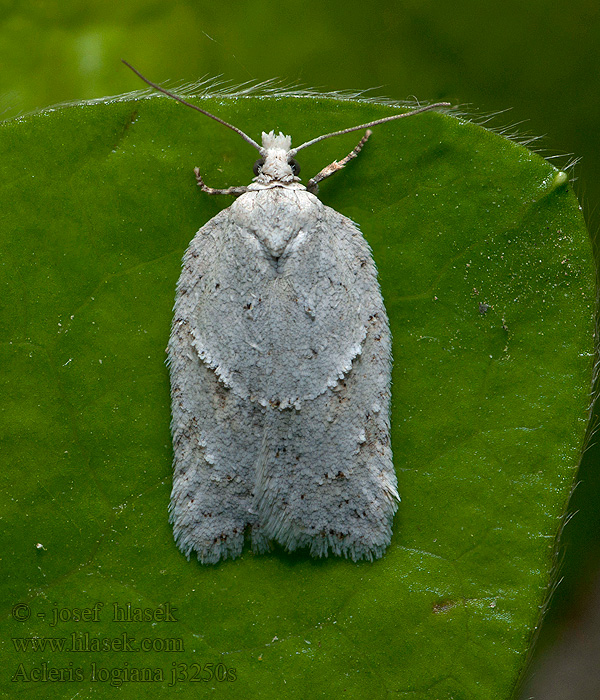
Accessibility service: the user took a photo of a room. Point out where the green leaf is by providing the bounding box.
[0,91,594,699]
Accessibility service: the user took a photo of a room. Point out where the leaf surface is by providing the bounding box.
[0,93,594,699]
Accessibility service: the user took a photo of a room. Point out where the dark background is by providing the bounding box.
[2,2,598,695]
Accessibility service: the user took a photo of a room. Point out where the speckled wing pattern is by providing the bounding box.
[168,187,398,564]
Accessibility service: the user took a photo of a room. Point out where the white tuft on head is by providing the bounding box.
[261,131,292,151]
[252,130,299,185]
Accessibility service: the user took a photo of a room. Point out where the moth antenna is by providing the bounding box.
[289,102,451,155]
[122,60,262,152]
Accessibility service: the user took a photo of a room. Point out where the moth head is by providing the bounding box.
[253,131,301,184]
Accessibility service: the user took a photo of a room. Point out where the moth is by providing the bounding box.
[124,62,448,563]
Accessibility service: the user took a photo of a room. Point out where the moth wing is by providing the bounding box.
[183,191,380,408]
[170,196,397,563]
[252,207,398,560]
[168,211,268,563]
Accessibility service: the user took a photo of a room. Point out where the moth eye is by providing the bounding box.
[289,158,301,176]
[253,158,265,176]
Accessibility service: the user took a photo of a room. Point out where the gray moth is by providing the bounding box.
[124,62,449,564]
